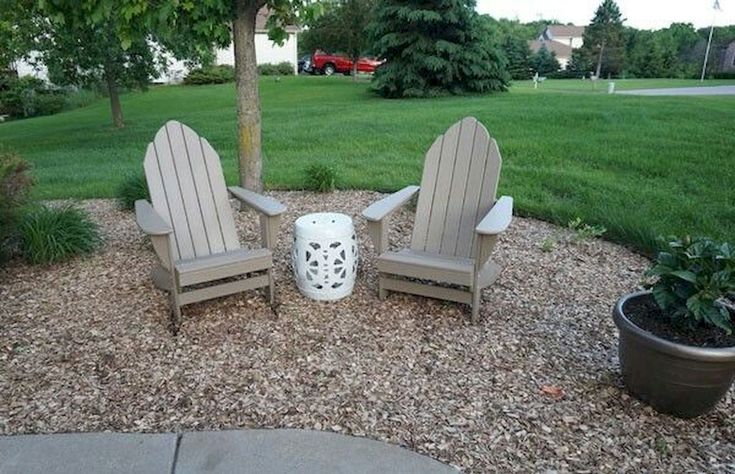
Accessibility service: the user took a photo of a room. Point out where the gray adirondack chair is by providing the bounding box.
[362,117,513,322]
[135,120,286,331]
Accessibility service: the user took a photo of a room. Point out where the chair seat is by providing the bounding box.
[175,248,272,287]
[376,248,474,287]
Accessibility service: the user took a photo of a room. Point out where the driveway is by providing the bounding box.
[617,85,735,96]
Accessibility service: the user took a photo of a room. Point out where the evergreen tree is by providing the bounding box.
[369,0,509,98]
[501,35,532,80]
[580,0,625,78]
[530,46,560,75]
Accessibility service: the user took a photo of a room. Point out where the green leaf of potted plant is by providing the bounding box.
[613,236,735,418]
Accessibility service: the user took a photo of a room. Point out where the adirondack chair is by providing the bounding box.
[362,117,513,322]
[135,120,286,331]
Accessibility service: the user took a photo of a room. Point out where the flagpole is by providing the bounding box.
[701,0,719,82]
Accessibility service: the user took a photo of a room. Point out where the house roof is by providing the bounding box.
[256,7,299,33]
[529,39,573,59]
[545,24,585,38]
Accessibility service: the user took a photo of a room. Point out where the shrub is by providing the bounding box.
[183,65,235,85]
[304,163,337,192]
[258,62,295,76]
[567,217,606,242]
[0,76,66,119]
[645,236,735,334]
[0,151,34,261]
[19,205,102,264]
[116,172,149,210]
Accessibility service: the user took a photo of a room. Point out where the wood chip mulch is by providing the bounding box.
[1,191,733,473]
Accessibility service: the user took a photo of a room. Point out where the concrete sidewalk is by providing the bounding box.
[0,429,458,474]
[617,85,735,96]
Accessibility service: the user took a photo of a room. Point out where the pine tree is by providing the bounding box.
[502,35,532,80]
[530,47,560,75]
[580,0,625,78]
[369,0,509,98]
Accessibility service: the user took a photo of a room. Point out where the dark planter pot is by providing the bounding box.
[613,291,735,418]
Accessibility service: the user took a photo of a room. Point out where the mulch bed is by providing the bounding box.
[1,191,733,473]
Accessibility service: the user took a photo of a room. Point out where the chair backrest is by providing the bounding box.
[143,120,240,262]
[410,117,502,258]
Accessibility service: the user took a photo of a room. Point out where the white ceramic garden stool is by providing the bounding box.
[292,213,358,300]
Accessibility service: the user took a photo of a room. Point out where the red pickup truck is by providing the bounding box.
[310,51,382,76]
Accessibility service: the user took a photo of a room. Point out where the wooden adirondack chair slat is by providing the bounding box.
[199,135,240,252]
[410,134,443,251]
[181,123,227,254]
[455,124,491,257]
[470,139,502,257]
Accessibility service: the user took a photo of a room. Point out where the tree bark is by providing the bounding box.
[595,40,606,79]
[233,0,263,192]
[105,66,124,128]
[351,55,358,81]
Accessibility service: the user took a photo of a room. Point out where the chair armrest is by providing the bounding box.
[475,196,513,235]
[229,186,286,217]
[135,200,172,236]
[362,185,420,222]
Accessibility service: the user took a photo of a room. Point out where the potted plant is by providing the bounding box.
[613,236,735,418]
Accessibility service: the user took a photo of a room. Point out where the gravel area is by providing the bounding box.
[1,191,733,473]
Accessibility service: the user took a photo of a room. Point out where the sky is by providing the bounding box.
[475,0,735,30]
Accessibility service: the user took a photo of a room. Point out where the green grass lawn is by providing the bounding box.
[1,76,734,252]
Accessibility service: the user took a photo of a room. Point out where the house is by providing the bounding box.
[157,8,299,83]
[529,24,586,70]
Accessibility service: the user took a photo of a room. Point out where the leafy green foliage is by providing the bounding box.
[19,204,102,264]
[579,0,626,77]
[304,163,337,192]
[531,47,560,75]
[567,217,606,242]
[258,62,295,76]
[0,76,65,119]
[184,65,235,85]
[0,150,33,262]
[500,35,532,80]
[369,0,509,98]
[645,236,735,335]
[116,173,149,211]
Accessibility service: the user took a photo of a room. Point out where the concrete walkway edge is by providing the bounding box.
[0,429,458,474]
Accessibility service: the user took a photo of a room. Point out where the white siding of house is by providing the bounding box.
[216,32,298,73]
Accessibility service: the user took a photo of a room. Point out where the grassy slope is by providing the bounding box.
[1,77,734,252]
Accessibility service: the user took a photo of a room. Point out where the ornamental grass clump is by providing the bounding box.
[116,172,149,211]
[304,163,337,193]
[19,205,102,264]
[645,236,735,335]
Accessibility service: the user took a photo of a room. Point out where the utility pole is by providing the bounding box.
[701,0,721,82]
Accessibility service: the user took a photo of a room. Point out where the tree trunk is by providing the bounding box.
[233,0,263,192]
[105,67,124,128]
[595,41,606,79]
[351,55,358,82]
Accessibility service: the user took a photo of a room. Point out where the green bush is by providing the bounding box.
[645,236,735,334]
[0,151,34,262]
[116,172,149,210]
[304,163,337,192]
[0,76,66,119]
[183,65,235,85]
[19,204,102,264]
[258,62,295,76]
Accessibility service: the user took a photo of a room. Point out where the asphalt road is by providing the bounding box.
[617,85,735,96]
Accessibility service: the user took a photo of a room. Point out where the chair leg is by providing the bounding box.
[471,286,481,324]
[266,269,275,304]
[170,292,182,335]
[378,274,388,300]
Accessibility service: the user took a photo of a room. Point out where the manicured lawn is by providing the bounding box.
[1,76,734,252]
